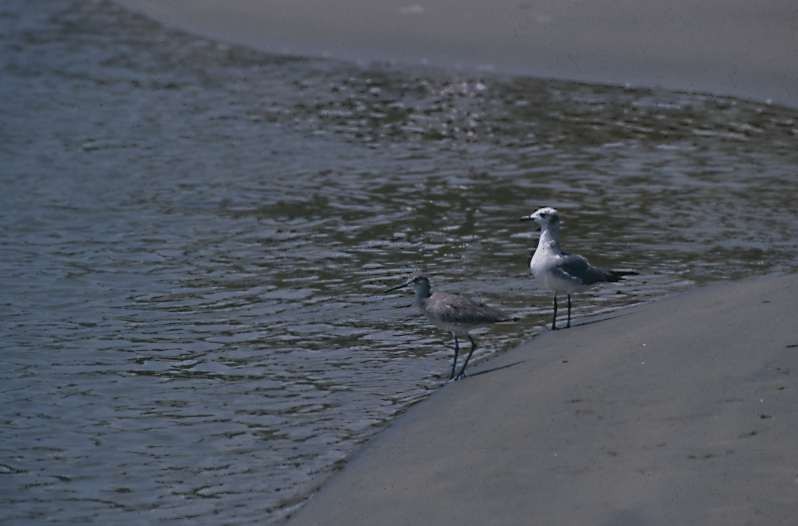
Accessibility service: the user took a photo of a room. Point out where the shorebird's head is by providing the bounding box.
[521,207,560,228]
[384,275,431,297]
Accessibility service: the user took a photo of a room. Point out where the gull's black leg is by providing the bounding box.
[456,335,478,380]
[567,294,572,328]
[450,333,459,380]
[551,294,558,330]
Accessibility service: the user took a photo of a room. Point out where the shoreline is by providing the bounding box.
[115,0,798,107]
[287,273,798,525]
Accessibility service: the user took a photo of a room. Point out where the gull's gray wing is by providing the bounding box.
[555,254,616,285]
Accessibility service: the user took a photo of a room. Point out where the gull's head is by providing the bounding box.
[520,207,560,228]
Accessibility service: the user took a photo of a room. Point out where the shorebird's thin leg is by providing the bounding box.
[551,294,558,331]
[449,333,460,380]
[456,335,478,380]
[566,294,572,328]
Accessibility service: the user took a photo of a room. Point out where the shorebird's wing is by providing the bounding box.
[429,293,509,324]
[556,254,614,285]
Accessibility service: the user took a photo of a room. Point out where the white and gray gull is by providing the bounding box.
[384,275,510,381]
[521,207,636,330]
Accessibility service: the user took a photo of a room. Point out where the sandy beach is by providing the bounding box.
[116,0,798,107]
[288,273,798,525]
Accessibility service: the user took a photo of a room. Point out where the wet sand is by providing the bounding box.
[288,273,798,525]
[116,0,798,106]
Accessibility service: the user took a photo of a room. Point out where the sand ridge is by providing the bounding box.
[116,0,798,107]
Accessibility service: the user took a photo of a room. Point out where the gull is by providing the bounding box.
[385,275,510,380]
[521,207,636,330]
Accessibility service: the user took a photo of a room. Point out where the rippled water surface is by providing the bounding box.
[2,1,797,523]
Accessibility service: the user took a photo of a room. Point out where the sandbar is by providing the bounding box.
[116,0,798,106]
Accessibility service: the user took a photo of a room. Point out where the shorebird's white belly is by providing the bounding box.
[427,317,480,336]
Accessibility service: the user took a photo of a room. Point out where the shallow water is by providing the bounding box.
[1,1,797,524]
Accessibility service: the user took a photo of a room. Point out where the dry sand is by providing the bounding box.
[117,0,798,106]
[288,273,798,525]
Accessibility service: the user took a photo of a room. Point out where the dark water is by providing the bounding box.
[1,1,797,523]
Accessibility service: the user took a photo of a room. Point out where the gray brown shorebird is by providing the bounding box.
[384,275,510,381]
[521,207,636,330]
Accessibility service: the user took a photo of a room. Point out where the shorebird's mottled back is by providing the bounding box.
[424,291,509,333]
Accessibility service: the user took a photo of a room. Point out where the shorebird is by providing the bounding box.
[521,207,636,330]
[384,275,510,381]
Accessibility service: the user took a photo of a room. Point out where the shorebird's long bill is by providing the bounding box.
[384,280,412,294]
[520,215,533,221]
